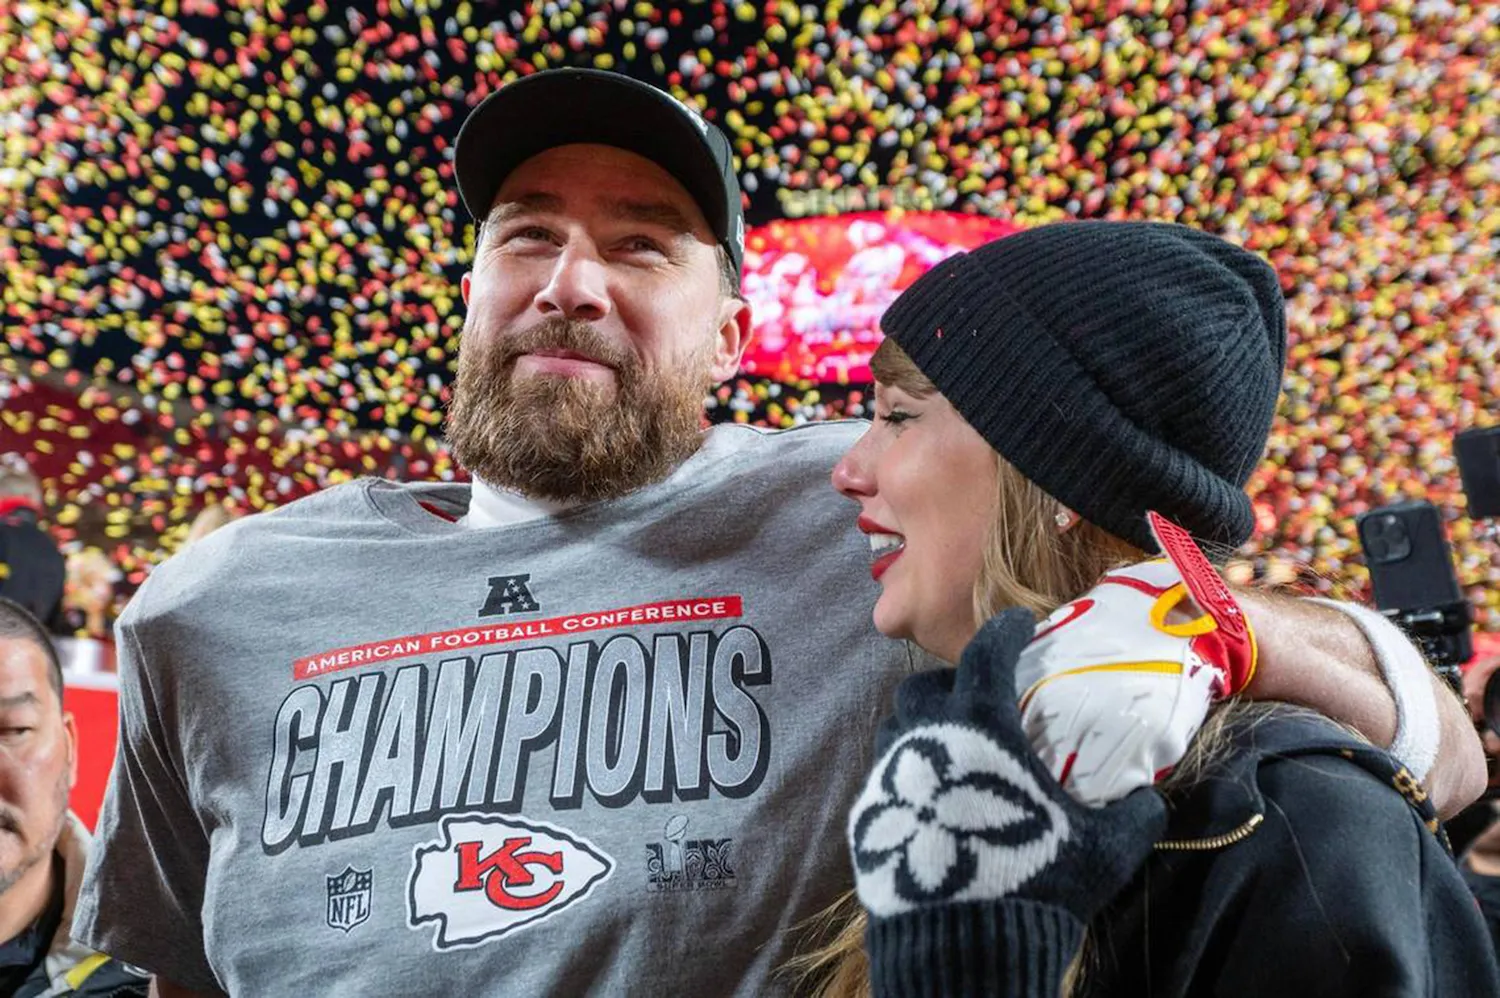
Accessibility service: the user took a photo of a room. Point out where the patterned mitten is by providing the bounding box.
[850,610,1168,995]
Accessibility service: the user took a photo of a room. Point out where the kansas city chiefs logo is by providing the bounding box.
[408,813,613,949]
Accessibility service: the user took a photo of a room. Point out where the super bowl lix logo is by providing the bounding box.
[326,866,372,932]
[408,813,612,950]
[645,816,736,893]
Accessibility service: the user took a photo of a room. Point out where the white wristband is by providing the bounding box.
[1310,597,1440,781]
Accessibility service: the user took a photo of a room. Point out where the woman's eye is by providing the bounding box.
[879,409,915,426]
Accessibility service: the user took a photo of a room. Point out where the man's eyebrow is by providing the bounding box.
[485,192,700,236]
[0,692,39,710]
[486,192,567,226]
[604,199,697,234]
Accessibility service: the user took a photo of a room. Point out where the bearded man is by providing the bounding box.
[75,69,1483,997]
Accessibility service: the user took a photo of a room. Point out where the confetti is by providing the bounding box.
[0,1,1496,625]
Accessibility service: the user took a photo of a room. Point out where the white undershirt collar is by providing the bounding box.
[459,474,579,528]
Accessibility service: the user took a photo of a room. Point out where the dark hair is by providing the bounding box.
[0,597,63,706]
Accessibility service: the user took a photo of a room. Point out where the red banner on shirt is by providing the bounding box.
[292,596,745,681]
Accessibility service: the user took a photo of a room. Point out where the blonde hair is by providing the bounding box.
[785,340,1221,997]
[184,502,237,548]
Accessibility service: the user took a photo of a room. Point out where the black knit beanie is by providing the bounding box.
[880,221,1286,553]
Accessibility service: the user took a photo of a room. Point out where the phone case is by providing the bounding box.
[1356,500,1464,612]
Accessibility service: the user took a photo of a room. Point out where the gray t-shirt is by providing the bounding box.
[75,422,919,996]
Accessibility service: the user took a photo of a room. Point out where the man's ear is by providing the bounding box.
[461,272,472,307]
[63,710,78,790]
[708,297,753,384]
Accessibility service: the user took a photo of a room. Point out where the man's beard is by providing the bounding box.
[0,768,68,899]
[445,318,714,503]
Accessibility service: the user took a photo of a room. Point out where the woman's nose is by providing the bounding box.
[831,434,876,499]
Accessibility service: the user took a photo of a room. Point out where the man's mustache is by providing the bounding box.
[489,318,635,372]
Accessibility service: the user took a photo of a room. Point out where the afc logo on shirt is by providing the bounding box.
[479,574,540,617]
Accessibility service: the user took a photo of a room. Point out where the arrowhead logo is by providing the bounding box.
[408,813,613,950]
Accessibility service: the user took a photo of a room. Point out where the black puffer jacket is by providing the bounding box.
[1089,709,1499,996]
[863,708,1495,997]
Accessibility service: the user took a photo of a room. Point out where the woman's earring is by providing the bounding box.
[1055,509,1075,531]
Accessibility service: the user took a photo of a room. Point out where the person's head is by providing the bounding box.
[834,221,1286,662]
[184,502,237,548]
[0,454,42,508]
[63,548,117,624]
[445,69,753,502]
[0,597,75,902]
[1462,653,1500,792]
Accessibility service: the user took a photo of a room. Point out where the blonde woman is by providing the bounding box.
[62,547,119,640]
[816,222,1496,996]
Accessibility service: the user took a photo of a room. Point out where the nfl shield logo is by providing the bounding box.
[326,866,372,933]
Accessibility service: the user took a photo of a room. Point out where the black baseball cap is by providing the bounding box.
[454,68,745,278]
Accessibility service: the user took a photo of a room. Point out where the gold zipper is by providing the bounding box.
[1153,813,1264,852]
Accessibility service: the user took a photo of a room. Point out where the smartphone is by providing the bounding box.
[1357,500,1464,610]
[1355,500,1472,671]
[1455,425,1500,519]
